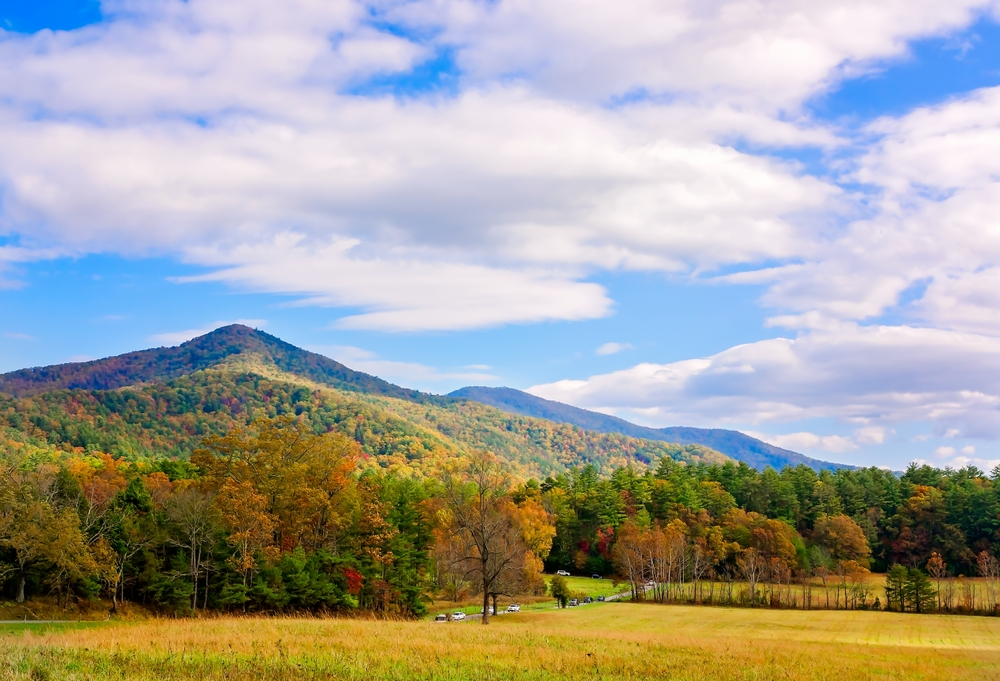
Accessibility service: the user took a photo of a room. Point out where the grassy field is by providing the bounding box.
[428,574,627,616]
[3,602,1000,680]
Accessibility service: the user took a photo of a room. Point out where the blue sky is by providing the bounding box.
[5,1,1000,470]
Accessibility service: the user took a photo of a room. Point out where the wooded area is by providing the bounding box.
[3,414,1000,618]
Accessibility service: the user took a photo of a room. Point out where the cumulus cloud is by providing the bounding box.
[396,0,991,106]
[744,84,1000,336]
[3,0,987,331]
[7,0,1000,454]
[528,324,1000,437]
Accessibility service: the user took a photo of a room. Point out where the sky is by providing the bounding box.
[4,2,1000,470]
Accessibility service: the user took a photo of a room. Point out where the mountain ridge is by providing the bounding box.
[0,327,729,477]
[0,324,430,402]
[448,386,851,471]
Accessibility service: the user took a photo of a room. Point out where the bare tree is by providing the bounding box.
[443,451,525,624]
[737,548,765,606]
[164,486,220,613]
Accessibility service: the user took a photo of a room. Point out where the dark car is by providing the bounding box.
[583,596,593,603]
[597,595,605,602]
[591,574,602,579]
[435,613,448,622]
[569,598,579,607]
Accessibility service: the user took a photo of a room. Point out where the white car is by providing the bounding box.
[451,612,466,621]
[506,604,521,613]
[556,570,570,576]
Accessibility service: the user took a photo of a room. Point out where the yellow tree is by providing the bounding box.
[812,514,871,565]
[194,415,359,554]
[216,480,274,590]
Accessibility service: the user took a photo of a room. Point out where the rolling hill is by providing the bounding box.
[448,386,850,471]
[0,324,427,401]
[0,326,727,478]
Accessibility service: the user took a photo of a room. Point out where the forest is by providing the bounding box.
[3,409,1000,617]
[0,369,721,478]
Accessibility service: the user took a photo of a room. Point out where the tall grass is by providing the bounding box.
[2,604,1000,680]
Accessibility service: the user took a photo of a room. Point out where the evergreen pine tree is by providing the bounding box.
[884,565,907,612]
[905,568,937,614]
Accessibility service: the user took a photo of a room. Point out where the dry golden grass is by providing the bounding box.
[3,603,1000,680]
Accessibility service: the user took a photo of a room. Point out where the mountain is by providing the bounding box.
[448,386,850,471]
[0,326,728,477]
[0,324,428,401]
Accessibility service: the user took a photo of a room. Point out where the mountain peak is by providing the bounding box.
[0,325,429,401]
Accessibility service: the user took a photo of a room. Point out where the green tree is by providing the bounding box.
[884,564,907,612]
[549,574,571,608]
[905,568,936,614]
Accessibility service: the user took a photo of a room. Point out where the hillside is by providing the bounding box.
[449,386,849,471]
[0,329,728,477]
[0,324,428,402]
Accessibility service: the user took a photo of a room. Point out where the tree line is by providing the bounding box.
[5,415,1000,618]
[0,417,554,619]
[540,457,1000,613]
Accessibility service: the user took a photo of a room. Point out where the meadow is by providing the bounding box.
[3,602,1000,680]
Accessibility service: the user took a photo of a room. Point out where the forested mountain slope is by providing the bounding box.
[0,347,727,477]
[449,386,849,471]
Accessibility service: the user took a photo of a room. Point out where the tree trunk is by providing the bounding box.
[16,573,25,604]
[481,575,491,624]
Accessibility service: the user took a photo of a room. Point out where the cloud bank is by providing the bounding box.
[6,1,1000,460]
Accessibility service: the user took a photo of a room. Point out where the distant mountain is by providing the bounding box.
[448,386,850,471]
[0,327,729,477]
[0,324,428,402]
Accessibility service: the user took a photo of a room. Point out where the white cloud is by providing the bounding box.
[1,0,958,331]
[149,319,267,345]
[528,324,1000,437]
[746,85,1000,335]
[746,430,858,454]
[181,235,612,331]
[5,0,1000,452]
[399,0,991,107]
[935,446,957,457]
[743,425,888,453]
[596,342,631,356]
[310,345,495,383]
[3,332,34,340]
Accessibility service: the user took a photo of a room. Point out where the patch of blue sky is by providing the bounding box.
[0,0,101,33]
[866,277,934,328]
[345,47,461,99]
[812,14,1000,124]
[0,255,779,398]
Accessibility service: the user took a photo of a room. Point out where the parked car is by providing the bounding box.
[506,604,521,613]
[597,595,605,602]
[568,598,579,607]
[452,612,466,621]
[481,607,497,615]
[583,596,593,604]
[435,613,448,622]
[591,574,602,579]
[556,570,571,576]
